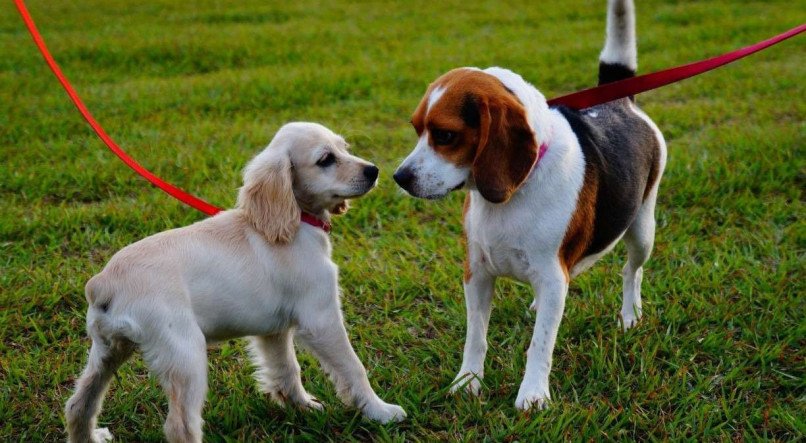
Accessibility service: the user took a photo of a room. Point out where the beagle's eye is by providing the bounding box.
[316,152,336,167]
[431,129,456,146]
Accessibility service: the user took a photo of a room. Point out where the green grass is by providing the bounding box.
[1,0,804,440]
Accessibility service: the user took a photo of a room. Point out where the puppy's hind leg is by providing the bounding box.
[142,322,207,443]
[65,334,134,443]
[248,329,322,411]
[620,189,658,330]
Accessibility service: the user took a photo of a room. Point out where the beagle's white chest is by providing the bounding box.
[466,207,536,281]
[464,184,576,283]
[479,239,533,280]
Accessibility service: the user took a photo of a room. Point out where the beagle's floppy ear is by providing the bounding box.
[237,150,300,244]
[471,94,538,203]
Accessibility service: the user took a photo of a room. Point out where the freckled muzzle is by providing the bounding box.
[393,154,468,200]
[392,166,460,200]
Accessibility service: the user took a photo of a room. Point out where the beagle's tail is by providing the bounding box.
[599,0,637,86]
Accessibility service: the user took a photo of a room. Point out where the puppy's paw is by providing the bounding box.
[514,385,550,411]
[91,428,114,442]
[620,307,642,331]
[294,392,324,412]
[269,388,324,412]
[363,400,406,424]
[449,371,482,396]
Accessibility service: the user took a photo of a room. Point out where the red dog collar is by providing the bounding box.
[301,212,331,233]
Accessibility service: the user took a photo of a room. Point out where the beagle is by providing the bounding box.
[394,0,666,410]
[65,122,405,443]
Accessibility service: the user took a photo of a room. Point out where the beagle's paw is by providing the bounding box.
[620,306,642,331]
[91,428,114,442]
[515,384,550,411]
[449,371,482,396]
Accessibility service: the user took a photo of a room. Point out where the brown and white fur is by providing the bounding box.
[65,122,405,443]
[393,0,666,410]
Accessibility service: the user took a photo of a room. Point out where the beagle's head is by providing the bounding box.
[393,68,540,203]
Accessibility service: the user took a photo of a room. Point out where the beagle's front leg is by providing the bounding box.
[515,263,568,411]
[451,267,496,396]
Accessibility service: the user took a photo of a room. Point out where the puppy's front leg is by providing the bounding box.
[451,269,495,395]
[296,310,406,423]
[515,264,568,411]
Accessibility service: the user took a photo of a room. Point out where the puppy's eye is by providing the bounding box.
[316,153,336,167]
[431,129,456,145]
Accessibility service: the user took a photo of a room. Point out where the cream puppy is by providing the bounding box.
[65,122,405,443]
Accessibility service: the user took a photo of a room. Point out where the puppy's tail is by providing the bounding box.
[599,0,637,86]
[85,274,142,343]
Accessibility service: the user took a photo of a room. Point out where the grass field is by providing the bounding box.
[1,0,804,440]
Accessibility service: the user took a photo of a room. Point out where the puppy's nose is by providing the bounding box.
[363,165,379,182]
[393,168,414,190]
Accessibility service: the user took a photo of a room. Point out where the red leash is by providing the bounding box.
[548,23,805,109]
[13,0,804,215]
[13,0,221,216]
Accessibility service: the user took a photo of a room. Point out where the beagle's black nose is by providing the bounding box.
[363,165,379,182]
[393,168,414,190]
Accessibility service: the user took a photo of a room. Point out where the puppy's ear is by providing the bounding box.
[471,94,538,203]
[330,200,350,215]
[237,151,300,244]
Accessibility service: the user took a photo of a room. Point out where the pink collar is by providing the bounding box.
[525,142,549,180]
[301,212,331,233]
[537,142,548,162]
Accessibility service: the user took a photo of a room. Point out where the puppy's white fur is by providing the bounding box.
[65,122,404,443]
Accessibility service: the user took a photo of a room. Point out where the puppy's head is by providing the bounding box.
[238,122,378,243]
[393,68,539,203]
